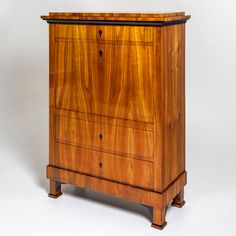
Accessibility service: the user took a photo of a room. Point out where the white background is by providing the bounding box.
[0,1,235,235]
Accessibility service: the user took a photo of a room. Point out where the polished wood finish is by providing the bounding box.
[55,24,156,44]
[48,180,62,198]
[162,25,186,189]
[152,208,167,230]
[55,109,154,131]
[55,115,154,160]
[41,12,190,22]
[47,166,186,227]
[53,143,154,189]
[172,189,185,208]
[47,166,186,208]
[42,12,190,230]
[55,25,156,122]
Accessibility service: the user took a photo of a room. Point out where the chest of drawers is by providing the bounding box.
[41,12,190,230]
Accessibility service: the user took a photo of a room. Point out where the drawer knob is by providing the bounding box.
[99,133,103,140]
[99,161,103,169]
[99,50,103,57]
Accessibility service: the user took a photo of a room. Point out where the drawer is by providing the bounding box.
[55,115,154,161]
[55,24,154,44]
[54,143,154,190]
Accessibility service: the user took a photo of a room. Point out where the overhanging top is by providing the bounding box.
[41,12,191,26]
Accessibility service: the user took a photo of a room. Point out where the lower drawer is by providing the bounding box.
[53,143,154,190]
[55,115,154,161]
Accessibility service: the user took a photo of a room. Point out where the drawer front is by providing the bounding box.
[55,41,155,122]
[54,143,154,189]
[55,115,154,161]
[55,24,154,44]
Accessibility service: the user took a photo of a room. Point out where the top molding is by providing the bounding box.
[41,12,191,26]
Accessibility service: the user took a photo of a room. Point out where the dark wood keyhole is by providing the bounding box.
[99,133,103,140]
[99,29,102,37]
[99,161,102,169]
[99,50,103,57]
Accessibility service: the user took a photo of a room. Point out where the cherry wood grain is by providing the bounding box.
[152,208,167,230]
[55,109,154,131]
[42,12,190,230]
[48,180,62,198]
[41,12,190,22]
[55,24,155,44]
[171,189,185,208]
[49,25,57,168]
[47,166,186,208]
[152,24,186,192]
[47,166,186,227]
[55,115,154,160]
[55,25,156,122]
[53,143,154,189]
[161,24,186,189]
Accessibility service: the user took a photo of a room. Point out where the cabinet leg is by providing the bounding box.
[151,207,167,230]
[48,180,62,199]
[171,189,185,208]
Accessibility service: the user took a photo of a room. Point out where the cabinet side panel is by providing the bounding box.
[161,24,186,189]
[49,24,57,166]
[153,28,164,192]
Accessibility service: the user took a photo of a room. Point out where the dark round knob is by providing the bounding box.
[99,161,102,169]
[99,29,102,37]
[99,133,103,140]
[99,50,103,57]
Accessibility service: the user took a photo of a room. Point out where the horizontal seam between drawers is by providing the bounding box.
[55,37,155,46]
[56,115,154,132]
[55,140,154,163]
[55,108,154,131]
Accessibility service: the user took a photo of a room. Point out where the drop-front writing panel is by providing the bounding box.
[54,24,159,123]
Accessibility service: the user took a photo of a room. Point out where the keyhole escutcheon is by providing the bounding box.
[99,133,103,140]
[99,50,103,57]
[99,161,103,169]
[99,29,103,37]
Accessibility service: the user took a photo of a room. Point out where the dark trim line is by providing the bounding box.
[45,19,188,26]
